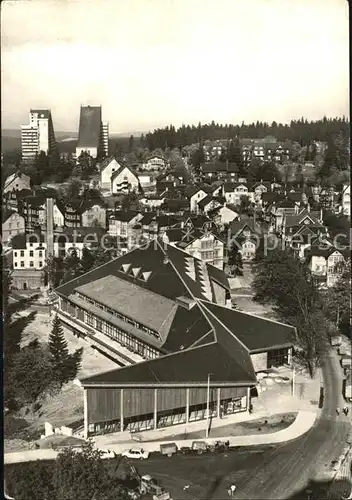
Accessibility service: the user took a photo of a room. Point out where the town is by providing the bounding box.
[2,1,351,500]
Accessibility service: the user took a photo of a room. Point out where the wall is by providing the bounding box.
[2,212,26,244]
[250,352,268,372]
[111,167,139,194]
[86,386,247,425]
[82,205,106,228]
[101,159,122,189]
[190,191,207,212]
[13,243,46,270]
[211,281,226,305]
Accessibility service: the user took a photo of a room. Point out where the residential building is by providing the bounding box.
[223,182,252,206]
[187,187,210,213]
[305,246,350,288]
[81,200,107,228]
[111,165,140,194]
[140,194,165,210]
[64,202,82,228]
[4,173,31,194]
[197,195,222,215]
[156,171,185,195]
[11,233,46,290]
[142,155,167,171]
[54,241,295,438]
[201,162,239,182]
[230,217,269,261]
[342,184,350,217]
[2,210,26,244]
[100,157,123,190]
[21,109,57,162]
[281,208,326,258]
[161,198,190,215]
[75,105,108,159]
[108,210,143,247]
[163,228,225,269]
[209,204,239,227]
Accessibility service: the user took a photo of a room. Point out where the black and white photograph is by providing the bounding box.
[2,0,351,498]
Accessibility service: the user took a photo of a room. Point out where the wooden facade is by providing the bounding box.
[85,385,248,436]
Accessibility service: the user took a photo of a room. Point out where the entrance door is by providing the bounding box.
[23,282,28,290]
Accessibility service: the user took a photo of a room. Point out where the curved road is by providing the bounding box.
[224,349,350,499]
[133,349,350,499]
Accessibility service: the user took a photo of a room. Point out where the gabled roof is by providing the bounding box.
[111,164,138,181]
[2,209,16,223]
[197,195,213,208]
[56,240,296,388]
[305,245,350,259]
[230,218,266,237]
[99,156,122,172]
[109,210,141,222]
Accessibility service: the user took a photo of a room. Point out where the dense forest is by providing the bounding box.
[144,117,350,150]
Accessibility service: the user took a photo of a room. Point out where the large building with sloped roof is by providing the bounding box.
[76,105,108,159]
[55,240,296,438]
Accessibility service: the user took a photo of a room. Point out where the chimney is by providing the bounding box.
[46,198,54,259]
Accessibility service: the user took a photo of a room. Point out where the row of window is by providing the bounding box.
[14,261,43,268]
[83,310,159,359]
[76,292,160,340]
[14,250,43,257]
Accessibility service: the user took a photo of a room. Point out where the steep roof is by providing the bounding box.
[111,164,139,181]
[77,106,102,148]
[55,240,295,388]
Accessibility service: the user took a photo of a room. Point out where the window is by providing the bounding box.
[29,250,34,257]
[30,261,34,267]
[14,262,18,267]
[39,251,43,257]
[14,251,17,257]
[20,250,24,257]
[39,261,43,267]
[20,261,24,267]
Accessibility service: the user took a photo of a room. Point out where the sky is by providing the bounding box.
[1,0,349,134]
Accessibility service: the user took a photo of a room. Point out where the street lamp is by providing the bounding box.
[206,373,212,438]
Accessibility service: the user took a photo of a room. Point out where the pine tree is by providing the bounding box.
[49,315,70,370]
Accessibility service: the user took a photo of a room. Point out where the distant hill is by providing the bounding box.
[1,129,143,154]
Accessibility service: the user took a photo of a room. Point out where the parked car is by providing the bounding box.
[121,448,150,460]
[100,449,116,459]
[160,442,178,457]
[191,441,208,454]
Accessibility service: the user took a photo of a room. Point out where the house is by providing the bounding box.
[37,199,65,229]
[99,157,123,190]
[54,241,295,438]
[140,214,182,241]
[140,194,165,210]
[156,171,185,195]
[201,162,239,182]
[281,208,326,257]
[187,187,211,213]
[252,181,271,202]
[142,155,167,171]
[163,228,225,269]
[2,210,26,244]
[223,182,252,206]
[11,232,46,290]
[305,246,350,288]
[19,195,47,232]
[229,217,269,261]
[64,202,82,228]
[4,172,31,194]
[209,204,239,227]
[111,165,140,194]
[342,184,350,217]
[161,198,190,214]
[138,173,157,193]
[197,195,222,215]
[108,210,143,248]
[81,199,107,228]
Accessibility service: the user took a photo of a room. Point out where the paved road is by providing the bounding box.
[122,349,350,500]
[227,350,351,500]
